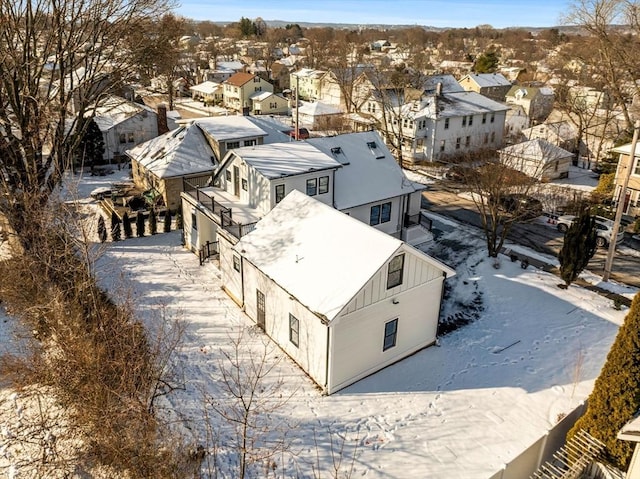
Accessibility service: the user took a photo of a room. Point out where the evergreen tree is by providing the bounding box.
[97,215,107,243]
[110,211,121,242]
[122,212,133,239]
[136,210,145,237]
[163,210,172,233]
[568,293,640,470]
[175,210,183,230]
[474,50,499,73]
[148,208,157,235]
[558,207,597,287]
[76,118,105,170]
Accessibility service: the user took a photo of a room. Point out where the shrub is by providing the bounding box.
[122,212,133,239]
[163,210,172,233]
[558,207,597,286]
[568,292,640,469]
[97,215,107,243]
[110,211,121,242]
[136,211,145,237]
[149,208,157,235]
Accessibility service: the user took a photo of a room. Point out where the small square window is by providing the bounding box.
[306,178,317,196]
[319,176,329,194]
[275,184,285,203]
[226,170,231,181]
[233,255,240,272]
[383,318,398,351]
[387,253,404,289]
[242,178,248,191]
[289,314,299,347]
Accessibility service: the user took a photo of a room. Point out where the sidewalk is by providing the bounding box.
[501,246,632,307]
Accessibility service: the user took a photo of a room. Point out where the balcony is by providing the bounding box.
[183,179,259,240]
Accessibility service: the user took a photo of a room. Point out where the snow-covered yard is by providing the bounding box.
[0,168,635,478]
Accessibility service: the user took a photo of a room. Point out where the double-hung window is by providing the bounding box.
[319,176,329,194]
[383,319,398,351]
[306,178,318,196]
[275,184,285,203]
[387,253,404,289]
[289,314,299,347]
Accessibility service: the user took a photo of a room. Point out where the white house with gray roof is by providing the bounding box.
[397,90,509,162]
[499,138,573,181]
[222,190,455,394]
[181,131,432,256]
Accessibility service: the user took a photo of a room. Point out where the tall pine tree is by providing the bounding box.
[122,212,133,239]
[97,215,107,243]
[136,210,145,237]
[76,118,105,170]
[568,292,640,470]
[558,207,597,287]
[110,211,121,241]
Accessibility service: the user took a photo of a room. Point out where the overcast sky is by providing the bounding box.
[176,0,572,29]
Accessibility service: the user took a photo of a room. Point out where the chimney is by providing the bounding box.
[436,82,442,96]
[157,103,169,135]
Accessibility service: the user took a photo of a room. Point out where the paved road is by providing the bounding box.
[422,181,640,288]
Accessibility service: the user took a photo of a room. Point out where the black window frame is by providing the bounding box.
[275,184,285,203]
[387,253,404,289]
[227,141,240,149]
[306,177,318,196]
[319,176,329,194]
[241,178,248,191]
[444,118,449,129]
[383,318,398,351]
[225,170,232,181]
[233,255,240,272]
[370,204,381,225]
[381,202,392,223]
[289,314,299,347]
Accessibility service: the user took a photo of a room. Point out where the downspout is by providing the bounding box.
[437,271,448,337]
[324,324,331,394]
[240,256,246,308]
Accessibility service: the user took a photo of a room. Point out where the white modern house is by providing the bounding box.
[181,131,431,254]
[222,190,455,394]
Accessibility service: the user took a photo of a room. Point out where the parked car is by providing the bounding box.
[556,214,625,247]
[495,194,543,219]
[284,127,310,140]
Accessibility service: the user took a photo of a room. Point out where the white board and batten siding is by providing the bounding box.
[240,260,329,388]
[220,232,243,306]
[342,197,403,237]
[328,245,450,393]
[181,194,218,253]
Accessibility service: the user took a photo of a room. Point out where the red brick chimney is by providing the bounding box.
[157,103,169,135]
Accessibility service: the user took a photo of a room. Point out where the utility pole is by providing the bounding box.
[603,120,640,281]
[295,74,300,140]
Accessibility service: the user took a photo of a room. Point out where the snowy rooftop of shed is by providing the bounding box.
[437,91,510,116]
[297,101,343,116]
[308,131,423,210]
[234,190,408,321]
[228,142,342,179]
[127,124,215,178]
[189,81,221,95]
[462,73,512,87]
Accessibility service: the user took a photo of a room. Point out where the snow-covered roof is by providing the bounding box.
[193,116,268,142]
[189,81,221,95]
[297,101,342,116]
[292,68,325,79]
[308,131,422,210]
[618,415,640,442]
[226,142,342,180]
[126,124,216,179]
[500,139,573,163]
[421,75,465,94]
[612,142,640,158]
[461,73,512,88]
[250,91,277,101]
[216,60,245,72]
[234,190,434,321]
[89,95,156,132]
[407,91,509,119]
[522,121,578,142]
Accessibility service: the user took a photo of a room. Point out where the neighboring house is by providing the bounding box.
[181,131,431,254]
[220,190,455,394]
[499,139,573,181]
[618,415,640,478]
[438,60,474,76]
[189,81,223,105]
[505,85,554,124]
[521,121,579,155]
[505,104,530,142]
[223,72,274,113]
[290,68,326,101]
[89,95,159,163]
[370,39,391,51]
[387,90,509,163]
[420,75,465,95]
[128,116,269,211]
[251,91,289,115]
[296,101,343,130]
[458,73,512,102]
[612,142,640,216]
[568,85,613,111]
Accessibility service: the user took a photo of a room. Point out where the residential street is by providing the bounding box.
[422,182,640,288]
